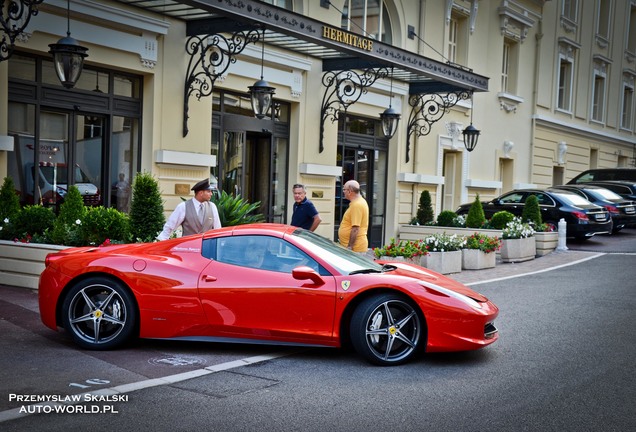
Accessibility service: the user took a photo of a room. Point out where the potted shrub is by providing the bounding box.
[500,217,536,263]
[462,232,501,270]
[373,238,427,265]
[522,195,558,256]
[416,190,434,225]
[419,232,466,274]
[465,194,486,228]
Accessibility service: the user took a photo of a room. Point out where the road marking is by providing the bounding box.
[465,253,606,286]
[0,350,297,424]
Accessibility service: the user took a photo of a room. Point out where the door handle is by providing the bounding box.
[203,275,217,282]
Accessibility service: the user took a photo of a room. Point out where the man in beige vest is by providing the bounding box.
[157,179,221,240]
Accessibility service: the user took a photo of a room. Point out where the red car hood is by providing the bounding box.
[379,261,489,302]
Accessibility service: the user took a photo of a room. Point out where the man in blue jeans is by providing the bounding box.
[290,183,322,232]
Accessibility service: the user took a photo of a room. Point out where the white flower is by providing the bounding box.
[75,219,82,225]
[3,218,8,223]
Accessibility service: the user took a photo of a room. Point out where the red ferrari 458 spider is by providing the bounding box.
[39,224,499,365]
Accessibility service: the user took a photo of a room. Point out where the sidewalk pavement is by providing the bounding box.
[450,249,603,286]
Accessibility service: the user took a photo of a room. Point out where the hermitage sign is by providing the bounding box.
[322,26,374,51]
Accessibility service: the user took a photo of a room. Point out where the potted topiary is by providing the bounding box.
[465,194,486,228]
[522,194,558,256]
[416,190,434,225]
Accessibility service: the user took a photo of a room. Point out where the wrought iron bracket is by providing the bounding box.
[319,67,389,153]
[405,90,471,163]
[0,0,44,62]
[183,27,262,137]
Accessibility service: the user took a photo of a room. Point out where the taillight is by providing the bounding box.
[604,205,619,214]
[572,211,589,221]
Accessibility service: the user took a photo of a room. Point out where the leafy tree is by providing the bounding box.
[211,191,265,226]
[522,194,543,226]
[465,194,486,228]
[129,172,165,242]
[416,190,434,225]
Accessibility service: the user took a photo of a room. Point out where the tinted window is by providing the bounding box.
[529,192,555,206]
[499,192,524,204]
[204,235,325,274]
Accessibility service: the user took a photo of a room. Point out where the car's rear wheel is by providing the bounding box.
[61,277,137,350]
[350,294,424,366]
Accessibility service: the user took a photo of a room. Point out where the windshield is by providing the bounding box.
[39,164,92,184]
[289,229,382,275]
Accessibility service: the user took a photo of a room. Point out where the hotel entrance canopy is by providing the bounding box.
[115,0,489,156]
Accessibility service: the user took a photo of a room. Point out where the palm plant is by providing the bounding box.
[211,191,265,226]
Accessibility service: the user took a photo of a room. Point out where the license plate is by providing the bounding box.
[625,207,635,214]
[595,214,606,221]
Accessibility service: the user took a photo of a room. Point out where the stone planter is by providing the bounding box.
[500,237,536,263]
[0,240,68,289]
[419,250,462,274]
[534,231,558,257]
[377,256,420,266]
[462,249,496,270]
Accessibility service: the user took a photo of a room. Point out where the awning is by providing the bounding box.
[113,0,487,157]
[114,0,488,93]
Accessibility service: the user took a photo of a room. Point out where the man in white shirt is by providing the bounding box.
[156,179,222,240]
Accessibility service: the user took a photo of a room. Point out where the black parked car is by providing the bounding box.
[456,189,612,240]
[552,184,636,232]
[569,168,636,183]
[573,180,636,201]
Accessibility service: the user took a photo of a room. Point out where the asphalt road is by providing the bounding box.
[1,233,635,432]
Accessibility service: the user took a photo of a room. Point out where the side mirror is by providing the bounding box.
[292,266,325,286]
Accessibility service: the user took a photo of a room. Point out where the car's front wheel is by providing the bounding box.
[61,277,137,350]
[350,294,424,366]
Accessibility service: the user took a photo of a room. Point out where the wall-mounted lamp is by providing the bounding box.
[48,0,88,89]
[380,66,400,139]
[462,93,480,152]
[248,27,275,119]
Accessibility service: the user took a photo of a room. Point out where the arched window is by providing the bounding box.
[340,0,392,44]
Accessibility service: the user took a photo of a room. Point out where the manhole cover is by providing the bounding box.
[148,355,207,367]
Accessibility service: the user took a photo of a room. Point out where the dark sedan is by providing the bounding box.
[456,189,612,240]
[572,180,636,201]
[552,184,636,232]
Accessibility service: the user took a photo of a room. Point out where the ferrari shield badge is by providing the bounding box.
[341,280,351,291]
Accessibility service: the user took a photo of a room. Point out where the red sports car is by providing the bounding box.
[39,224,499,366]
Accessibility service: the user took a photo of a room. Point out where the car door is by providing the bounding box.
[197,234,337,345]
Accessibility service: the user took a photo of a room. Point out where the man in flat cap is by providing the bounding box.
[157,178,221,240]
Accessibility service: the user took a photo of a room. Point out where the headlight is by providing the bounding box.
[420,281,482,309]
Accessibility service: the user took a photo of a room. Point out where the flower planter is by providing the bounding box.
[400,225,502,242]
[462,249,496,270]
[377,256,420,266]
[534,231,558,257]
[500,237,536,263]
[419,250,462,274]
[0,240,68,289]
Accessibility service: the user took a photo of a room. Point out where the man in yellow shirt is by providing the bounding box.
[338,180,369,254]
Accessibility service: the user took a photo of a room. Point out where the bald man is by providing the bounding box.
[338,180,369,253]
